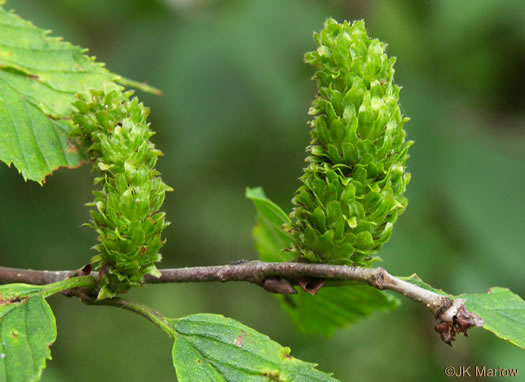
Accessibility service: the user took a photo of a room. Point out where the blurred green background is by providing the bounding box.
[2,0,525,381]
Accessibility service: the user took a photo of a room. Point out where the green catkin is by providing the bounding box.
[72,88,172,299]
[288,19,412,266]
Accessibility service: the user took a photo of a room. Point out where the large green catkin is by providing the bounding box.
[287,19,412,266]
[72,88,172,299]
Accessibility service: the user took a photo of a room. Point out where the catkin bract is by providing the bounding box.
[72,89,172,299]
[288,19,412,266]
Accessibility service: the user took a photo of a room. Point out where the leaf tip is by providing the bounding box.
[245,186,266,200]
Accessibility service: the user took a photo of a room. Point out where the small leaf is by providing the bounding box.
[402,275,525,350]
[246,187,294,262]
[0,285,57,382]
[170,313,337,381]
[463,287,525,350]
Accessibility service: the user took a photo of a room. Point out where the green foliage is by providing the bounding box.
[403,275,525,350]
[0,3,157,183]
[0,4,111,183]
[71,89,172,299]
[288,19,412,266]
[464,288,525,350]
[281,285,399,336]
[0,284,56,382]
[1,2,524,381]
[0,279,339,381]
[170,313,337,381]
[247,187,400,335]
[245,187,295,263]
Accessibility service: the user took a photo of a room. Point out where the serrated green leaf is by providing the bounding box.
[170,313,337,381]
[402,275,525,350]
[0,77,86,183]
[247,186,400,335]
[0,5,157,183]
[463,287,525,350]
[0,285,57,382]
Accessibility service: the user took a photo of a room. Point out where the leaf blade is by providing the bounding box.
[0,5,157,182]
[170,313,337,381]
[464,287,525,349]
[279,285,400,336]
[0,76,86,181]
[402,275,525,350]
[246,187,294,262]
[0,293,57,382]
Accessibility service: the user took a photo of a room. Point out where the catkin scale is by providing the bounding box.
[72,89,172,299]
[288,19,412,266]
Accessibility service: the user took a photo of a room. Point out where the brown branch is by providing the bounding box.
[149,262,451,315]
[0,261,483,344]
[0,261,452,316]
[0,267,71,285]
